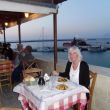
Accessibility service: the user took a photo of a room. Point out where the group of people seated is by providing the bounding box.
[11,44,34,84]
[0,42,35,84]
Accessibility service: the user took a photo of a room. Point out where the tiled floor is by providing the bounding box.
[0,86,21,108]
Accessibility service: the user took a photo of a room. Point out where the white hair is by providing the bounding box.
[68,46,82,62]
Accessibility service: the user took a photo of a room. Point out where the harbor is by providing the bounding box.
[9,37,110,52]
[9,38,110,68]
[30,38,110,52]
[32,45,110,52]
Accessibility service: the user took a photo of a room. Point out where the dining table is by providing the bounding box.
[13,76,89,110]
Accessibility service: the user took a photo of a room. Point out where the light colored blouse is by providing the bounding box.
[69,62,80,84]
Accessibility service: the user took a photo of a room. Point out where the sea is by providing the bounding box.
[11,38,110,68]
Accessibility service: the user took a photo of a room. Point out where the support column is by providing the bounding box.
[53,13,58,70]
[18,22,21,44]
[3,27,6,43]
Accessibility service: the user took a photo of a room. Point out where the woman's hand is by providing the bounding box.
[51,70,59,76]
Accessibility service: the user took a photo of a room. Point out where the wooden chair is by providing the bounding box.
[87,70,97,110]
[23,59,42,78]
[0,60,13,93]
[72,70,97,110]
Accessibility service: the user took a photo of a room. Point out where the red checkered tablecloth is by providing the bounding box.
[19,92,87,110]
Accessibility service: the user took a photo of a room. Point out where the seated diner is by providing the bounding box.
[52,46,90,110]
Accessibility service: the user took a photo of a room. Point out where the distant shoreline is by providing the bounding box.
[7,39,72,43]
[4,37,110,43]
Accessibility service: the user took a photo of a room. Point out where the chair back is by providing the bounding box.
[23,59,39,69]
[88,70,97,110]
[23,59,42,78]
[0,60,13,93]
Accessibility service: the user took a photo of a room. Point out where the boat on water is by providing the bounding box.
[63,37,90,48]
[36,47,53,52]
[63,37,90,51]
[88,46,106,52]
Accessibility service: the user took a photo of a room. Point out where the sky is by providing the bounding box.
[0,0,110,41]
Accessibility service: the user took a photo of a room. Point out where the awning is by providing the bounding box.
[0,0,66,29]
[0,0,67,70]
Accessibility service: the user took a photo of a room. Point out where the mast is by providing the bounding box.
[42,27,44,49]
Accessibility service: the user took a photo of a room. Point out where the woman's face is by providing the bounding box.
[69,51,79,63]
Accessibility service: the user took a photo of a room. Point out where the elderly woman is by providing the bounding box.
[53,46,90,109]
[53,46,90,89]
[53,46,90,110]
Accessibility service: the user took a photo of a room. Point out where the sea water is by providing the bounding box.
[11,38,110,68]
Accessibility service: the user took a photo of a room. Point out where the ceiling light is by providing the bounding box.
[5,22,8,26]
[24,13,29,18]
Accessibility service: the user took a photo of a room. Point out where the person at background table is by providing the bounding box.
[1,43,8,59]
[23,45,34,62]
[22,45,35,69]
[6,43,14,60]
[13,44,24,68]
[1,43,13,60]
[52,46,90,110]
[11,44,24,84]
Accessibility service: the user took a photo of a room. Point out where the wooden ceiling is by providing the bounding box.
[0,11,24,29]
[0,0,67,30]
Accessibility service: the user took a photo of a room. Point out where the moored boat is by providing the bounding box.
[36,47,53,52]
[63,37,90,48]
[88,46,106,52]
